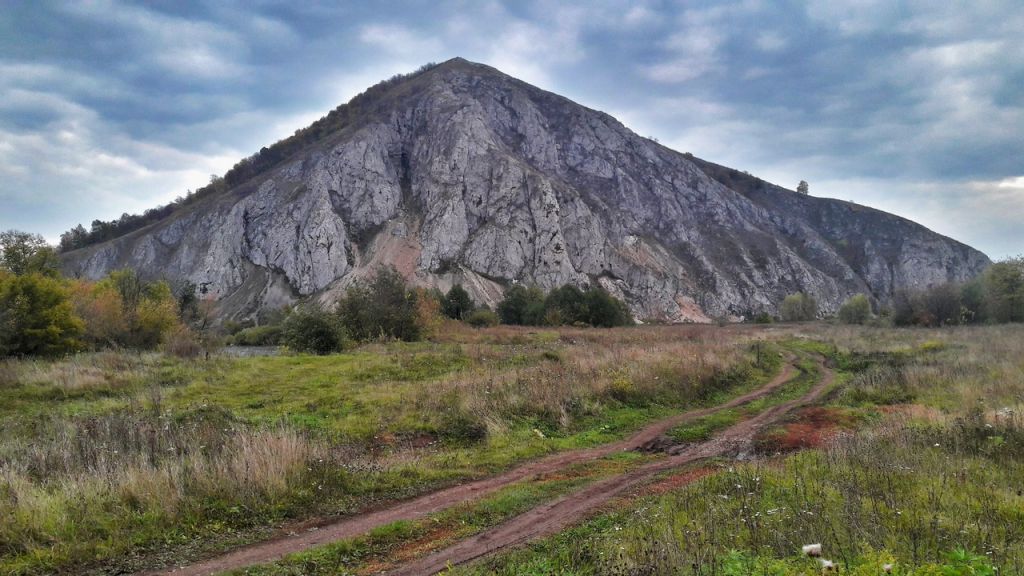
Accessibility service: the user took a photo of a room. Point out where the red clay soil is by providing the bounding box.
[145,361,799,576]
[385,359,834,576]
[761,406,857,451]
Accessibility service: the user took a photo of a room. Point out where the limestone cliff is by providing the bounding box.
[61,58,990,321]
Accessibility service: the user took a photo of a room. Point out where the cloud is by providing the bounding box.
[359,24,444,58]
[0,0,1020,259]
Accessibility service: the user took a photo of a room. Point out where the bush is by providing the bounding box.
[230,325,283,346]
[497,284,547,325]
[337,267,425,342]
[465,308,500,328]
[582,286,634,327]
[281,307,347,354]
[0,272,84,356]
[779,292,818,322]
[544,284,588,324]
[838,294,872,324]
[752,312,774,324]
[161,325,204,358]
[70,269,183,348]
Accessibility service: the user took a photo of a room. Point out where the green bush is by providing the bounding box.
[281,307,347,354]
[465,308,500,328]
[582,286,633,327]
[230,324,283,346]
[497,283,633,327]
[0,272,84,356]
[779,292,818,322]
[497,284,547,325]
[838,293,872,324]
[337,266,424,342]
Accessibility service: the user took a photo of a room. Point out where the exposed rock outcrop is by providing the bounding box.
[61,58,990,321]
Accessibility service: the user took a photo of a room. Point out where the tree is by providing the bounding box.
[582,286,634,327]
[0,230,59,276]
[780,292,818,322]
[983,258,1024,323]
[922,282,962,326]
[796,180,809,195]
[544,284,588,325]
[497,284,546,325]
[337,266,425,341]
[442,284,473,320]
[838,294,872,324]
[0,272,84,356]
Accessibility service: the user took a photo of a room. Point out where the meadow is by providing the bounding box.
[1,323,1022,575]
[0,324,762,574]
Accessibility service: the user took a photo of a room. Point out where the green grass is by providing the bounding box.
[667,356,819,443]
[448,325,1024,575]
[0,327,765,574]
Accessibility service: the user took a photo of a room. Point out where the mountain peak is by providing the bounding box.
[60,60,990,323]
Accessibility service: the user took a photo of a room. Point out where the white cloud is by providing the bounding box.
[359,24,444,58]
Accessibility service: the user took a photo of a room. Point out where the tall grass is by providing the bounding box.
[454,324,1024,575]
[0,325,762,573]
[0,403,321,572]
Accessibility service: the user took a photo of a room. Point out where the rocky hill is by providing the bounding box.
[61,58,990,322]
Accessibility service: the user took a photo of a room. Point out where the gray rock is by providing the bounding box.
[61,58,990,322]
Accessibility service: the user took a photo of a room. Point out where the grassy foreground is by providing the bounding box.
[3,323,1022,575]
[448,325,1024,575]
[0,324,770,574]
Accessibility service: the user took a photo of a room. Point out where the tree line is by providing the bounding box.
[768,256,1024,327]
[4,227,634,358]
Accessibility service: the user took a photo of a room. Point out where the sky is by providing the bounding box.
[1,0,1021,259]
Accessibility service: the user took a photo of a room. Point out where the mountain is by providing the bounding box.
[60,58,990,322]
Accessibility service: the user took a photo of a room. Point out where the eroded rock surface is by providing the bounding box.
[61,58,990,321]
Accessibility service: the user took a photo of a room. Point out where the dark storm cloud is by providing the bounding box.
[0,0,1021,258]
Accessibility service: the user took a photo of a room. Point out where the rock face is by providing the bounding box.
[61,58,990,322]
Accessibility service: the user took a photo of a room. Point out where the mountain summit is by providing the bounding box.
[62,58,990,321]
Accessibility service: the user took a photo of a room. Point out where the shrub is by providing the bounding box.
[779,292,818,322]
[71,269,184,348]
[161,325,204,358]
[281,307,347,354]
[752,312,774,324]
[230,325,283,346]
[497,284,547,325]
[465,308,500,328]
[337,267,424,342]
[582,286,634,327]
[838,294,872,324]
[0,272,84,356]
[544,284,588,324]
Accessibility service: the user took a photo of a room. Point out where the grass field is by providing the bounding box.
[1,323,1022,575]
[450,325,1024,575]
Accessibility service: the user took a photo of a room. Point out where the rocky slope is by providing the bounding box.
[61,58,990,322]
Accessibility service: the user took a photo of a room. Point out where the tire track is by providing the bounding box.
[147,361,798,576]
[384,358,833,576]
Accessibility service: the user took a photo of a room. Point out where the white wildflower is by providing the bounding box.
[802,543,822,557]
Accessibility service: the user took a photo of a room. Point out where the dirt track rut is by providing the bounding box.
[385,358,833,576]
[148,361,801,576]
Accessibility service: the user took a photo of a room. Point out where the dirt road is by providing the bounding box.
[148,361,800,576]
[385,358,834,576]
